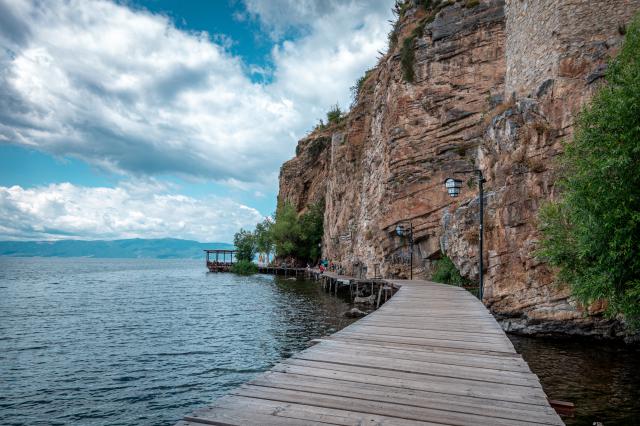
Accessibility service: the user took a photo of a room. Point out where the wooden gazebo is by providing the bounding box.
[204,249,237,272]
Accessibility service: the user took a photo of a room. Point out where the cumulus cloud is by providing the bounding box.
[0,182,264,242]
[0,0,393,185]
[0,0,394,241]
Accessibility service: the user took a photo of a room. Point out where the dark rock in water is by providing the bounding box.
[344,307,367,318]
[497,314,640,343]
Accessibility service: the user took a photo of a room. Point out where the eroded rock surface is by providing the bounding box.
[278,0,640,338]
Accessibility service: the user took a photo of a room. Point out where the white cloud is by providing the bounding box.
[0,0,394,241]
[0,0,393,184]
[0,182,264,242]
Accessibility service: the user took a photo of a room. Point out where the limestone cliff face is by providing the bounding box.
[278,0,639,337]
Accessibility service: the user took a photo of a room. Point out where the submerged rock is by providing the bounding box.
[344,307,367,318]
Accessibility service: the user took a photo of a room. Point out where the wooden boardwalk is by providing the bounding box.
[177,280,564,426]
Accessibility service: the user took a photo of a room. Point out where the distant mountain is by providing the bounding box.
[0,238,234,259]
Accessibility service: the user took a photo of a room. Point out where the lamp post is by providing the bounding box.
[444,170,485,300]
[395,222,414,280]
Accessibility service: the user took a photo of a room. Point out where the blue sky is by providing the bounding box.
[0,0,393,242]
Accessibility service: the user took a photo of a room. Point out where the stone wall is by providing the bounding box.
[505,0,640,97]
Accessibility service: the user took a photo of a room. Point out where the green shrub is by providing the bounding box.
[350,68,375,107]
[307,137,328,158]
[400,35,417,83]
[233,229,256,262]
[230,259,258,275]
[464,0,480,8]
[326,104,344,124]
[432,256,473,287]
[537,14,640,326]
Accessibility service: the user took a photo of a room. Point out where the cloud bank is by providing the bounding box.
[0,182,263,242]
[0,0,393,241]
[0,0,393,184]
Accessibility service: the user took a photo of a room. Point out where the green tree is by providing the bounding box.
[270,201,301,258]
[538,14,640,325]
[298,201,324,262]
[268,200,325,263]
[254,217,274,264]
[233,228,256,262]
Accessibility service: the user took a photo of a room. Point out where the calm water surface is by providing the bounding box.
[0,258,355,425]
[510,334,640,425]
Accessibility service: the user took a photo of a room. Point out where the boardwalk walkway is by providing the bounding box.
[177,280,564,425]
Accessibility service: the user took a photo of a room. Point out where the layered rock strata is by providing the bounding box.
[278,0,639,338]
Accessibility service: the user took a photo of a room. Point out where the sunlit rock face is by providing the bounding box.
[278,0,639,338]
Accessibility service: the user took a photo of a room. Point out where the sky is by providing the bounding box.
[0,0,394,242]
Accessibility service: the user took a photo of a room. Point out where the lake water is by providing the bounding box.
[0,258,355,425]
[1,258,639,425]
[510,334,640,425]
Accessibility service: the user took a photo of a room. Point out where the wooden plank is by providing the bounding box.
[294,346,537,381]
[312,340,530,372]
[321,335,525,358]
[195,395,444,426]
[338,324,513,344]
[356,320,505,335]
[250,371,560,420]
[272,360,551,405]
[330,331,515,353]
[232,385,558,426]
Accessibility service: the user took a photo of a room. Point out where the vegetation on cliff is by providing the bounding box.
[270,200,324,263]
[538,15,640,325]
[432,256,474,288]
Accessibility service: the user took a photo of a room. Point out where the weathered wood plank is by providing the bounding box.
[248,372,562,423]
[311,340,530,372]
[194,395,444,425]
[292,348,540,385]
[272,360,551,405]
[330,331,515,353]
[232,386,558,426]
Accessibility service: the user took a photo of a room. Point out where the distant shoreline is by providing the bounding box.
[0,238,233,259]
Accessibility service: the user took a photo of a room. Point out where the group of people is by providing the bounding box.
[315,259,340,274]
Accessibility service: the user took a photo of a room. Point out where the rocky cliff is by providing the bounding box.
[278,0,639,338]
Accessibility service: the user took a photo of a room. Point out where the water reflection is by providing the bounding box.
[509,334,640,425]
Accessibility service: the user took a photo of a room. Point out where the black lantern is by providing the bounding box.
[444,178,462,197]
[395,222,413,280]
[443,171,485,301]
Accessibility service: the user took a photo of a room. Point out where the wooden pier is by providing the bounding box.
[177,279,564,425]
[205,249,237,272]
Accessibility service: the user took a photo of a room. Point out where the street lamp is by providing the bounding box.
[443,170,485,301]
[444,178,462,197]
[395,222,414,280]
